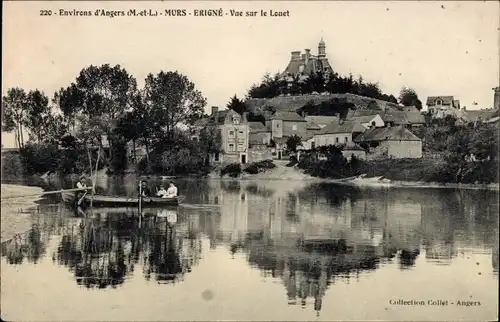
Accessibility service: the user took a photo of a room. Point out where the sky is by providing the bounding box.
[2,1,499,148]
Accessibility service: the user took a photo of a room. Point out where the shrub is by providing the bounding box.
[221,163,242,178]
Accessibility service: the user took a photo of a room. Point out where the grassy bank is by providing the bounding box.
[298,148,498,185]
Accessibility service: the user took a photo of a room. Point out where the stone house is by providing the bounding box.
[266,111,308,140]
[342,143,367,160]
[205,106,250,164]
[354,125,422,159]
[313,120,366,147]
[426,96,461,119]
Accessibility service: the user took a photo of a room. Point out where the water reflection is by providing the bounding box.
[1,178,498,319]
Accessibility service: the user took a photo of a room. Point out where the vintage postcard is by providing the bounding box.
[1,1,499,321]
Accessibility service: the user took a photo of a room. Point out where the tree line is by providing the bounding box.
[2,64,222,176]
[245,71,423,110]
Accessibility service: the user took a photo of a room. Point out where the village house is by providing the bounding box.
[205,106,250,164]
[342,142,367,160]
[313,120,366,148]
[426,96,461,119]
[266,111,308,140]
[354,125,422,159]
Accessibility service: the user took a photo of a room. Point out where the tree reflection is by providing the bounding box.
[1,225,46,265]
[53,209,202,288]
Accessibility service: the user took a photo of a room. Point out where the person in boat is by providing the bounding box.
[137,180,151,197]
[156,185,168,198]
[165,181,178,198]
[75,175,89,207]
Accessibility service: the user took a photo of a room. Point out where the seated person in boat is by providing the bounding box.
[156,185,168,198]
[76,175,87,189]
[165,181,178,198]
[137,180,151,197]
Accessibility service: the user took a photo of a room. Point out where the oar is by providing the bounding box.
[2,187,94,200]
[77,190,88,206]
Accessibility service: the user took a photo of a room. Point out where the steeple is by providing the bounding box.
[318,38,326,57]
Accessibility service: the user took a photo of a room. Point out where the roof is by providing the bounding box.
[487,116,499,123]
[306,119,322,130]
[269,111,307,122]
[194,118,209,127]
[248,122,269,133]
[315,120,366,135]
[349,114,380,123]
[426,96,455,106]
[462,109,497,122]
[343,143,366,151]
[305,115,339,127]
[354,125,421,143]
[379,110,425,125]
[205,109,242,125]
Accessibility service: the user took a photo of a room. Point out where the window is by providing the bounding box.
[292,124,297,131]
[335,137,339,144]
[436,99,442,106]
[228,144,235,152]
[276,123,280,128]
[345,137,348,143]
[311,142,316,149]
[233,117,240,125]
[238,138,244,144]
[238,144,244,151]
[214,153,220,162]
[229,130,235,137]
[238,130,244,135]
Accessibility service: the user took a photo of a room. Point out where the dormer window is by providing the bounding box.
[233,117,240,125]
[435,99,443,106]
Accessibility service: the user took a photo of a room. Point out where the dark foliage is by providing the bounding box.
[221,163,242,178]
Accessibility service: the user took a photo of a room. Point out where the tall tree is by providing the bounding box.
[25,90,52,143]
[143,71,206,140]
[2,88,29,148]
[286,135,302,152]
[54,64,138,162]
[227,95,247,114]
[399,87,423,110]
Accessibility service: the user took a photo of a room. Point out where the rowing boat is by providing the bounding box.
[62,191,184,207]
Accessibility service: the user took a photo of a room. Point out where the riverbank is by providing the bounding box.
[328,175,500,191]
[1,184,43,243]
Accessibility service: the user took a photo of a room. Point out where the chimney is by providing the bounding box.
[211,106,218,115]
[305,49,311,65]
[463,106,466,111]
[291,51,301,61]
[301,111,308,118]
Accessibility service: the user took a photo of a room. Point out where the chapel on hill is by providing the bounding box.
[281,38,334,78]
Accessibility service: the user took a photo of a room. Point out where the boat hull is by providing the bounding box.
[62,192,184,207]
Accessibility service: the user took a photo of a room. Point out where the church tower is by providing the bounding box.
[318,38,326,58]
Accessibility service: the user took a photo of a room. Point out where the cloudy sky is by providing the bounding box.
[2,1,499,147]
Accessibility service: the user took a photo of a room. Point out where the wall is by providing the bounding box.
[249,132,271,146]
[266,120,283,139]
[360,115,384,128]
[342,149,366,160]
[314,133,353,147]
[299,137,315,150]
[248,149,273,163]
[387,140,422,159]
[219,123,249,155]
[282,120,307,138]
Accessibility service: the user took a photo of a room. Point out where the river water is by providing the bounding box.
[1,177,498,321]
